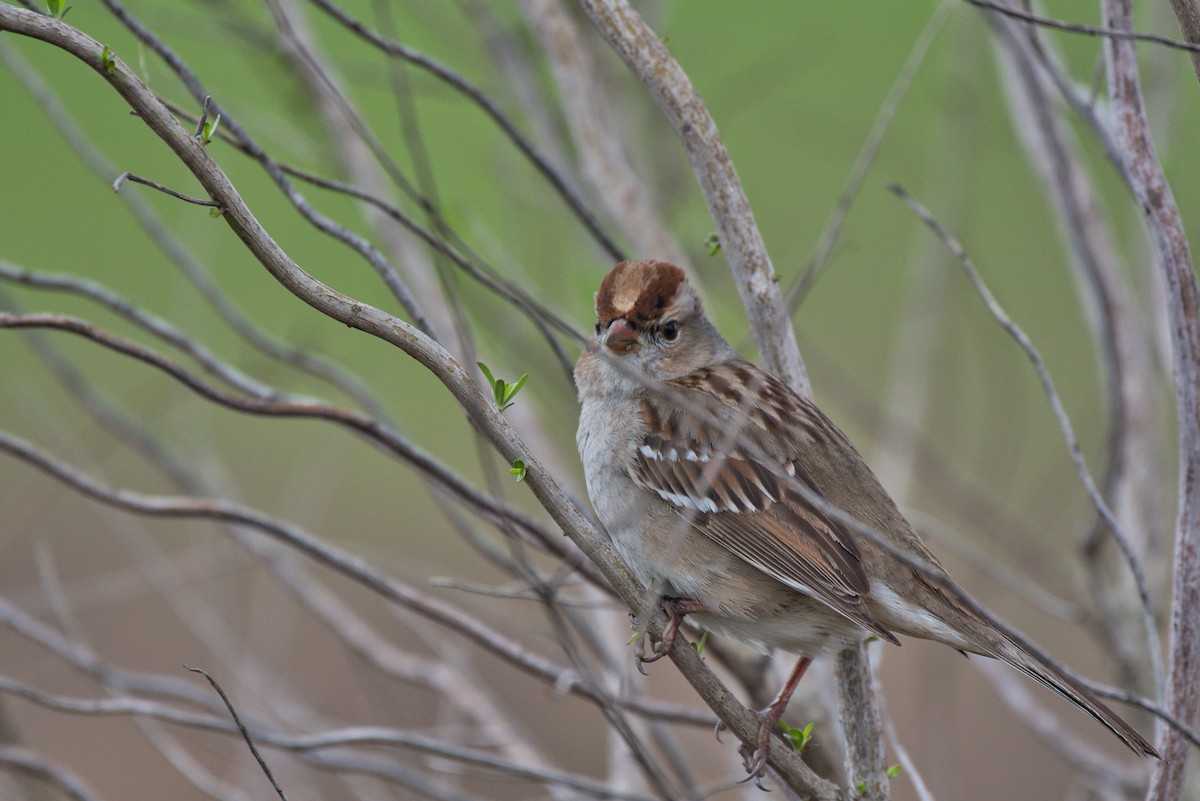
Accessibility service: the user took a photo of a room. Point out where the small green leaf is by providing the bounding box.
[46,0,69,18]
[100,46,116,74]
[478,361,529,411]
[779,720,815,754]
[887,764,902,779]
[201,113,221,145]
[856,781,867,794]
[503,372,529,407]
[208,206,224,218]
[626,630,641,646]
[690,630,709,656]
[509,458,527,483]
[477,361,497,386]
[704,232,721,256]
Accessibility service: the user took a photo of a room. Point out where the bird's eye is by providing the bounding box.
[662,320,679,341]
[594,320,602,335]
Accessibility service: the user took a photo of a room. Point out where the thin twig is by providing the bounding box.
[966,0,1200,54]
[111,171,220,207]
[186,667,289,801]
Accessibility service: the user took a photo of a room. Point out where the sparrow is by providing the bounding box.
[574,259,1157,776]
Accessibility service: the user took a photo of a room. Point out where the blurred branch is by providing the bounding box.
[0,747,104,801]
[1100,1,1200,798]
[0,675,652,801]
[0,429,708,728]
[975,661,1141,794]
[520,0,691,269]
[303,0,625,261]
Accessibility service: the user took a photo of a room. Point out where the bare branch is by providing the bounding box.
[111,171,221,207]
[989,10,1164,702]
[0,39,395,422]
[1101,0,1200,796]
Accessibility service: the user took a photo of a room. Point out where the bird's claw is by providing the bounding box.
[726,711,774,789]
[738,743,769,783]
[630,596,701,670]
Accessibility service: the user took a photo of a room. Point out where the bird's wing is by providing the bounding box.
[630,366,898,644]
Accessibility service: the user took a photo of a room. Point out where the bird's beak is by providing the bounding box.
[603,318,640,354]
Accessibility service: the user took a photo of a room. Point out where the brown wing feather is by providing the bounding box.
[631,389,898,644]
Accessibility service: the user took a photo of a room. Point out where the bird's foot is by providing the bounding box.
[632,596,706,669]
[734,711,775,787]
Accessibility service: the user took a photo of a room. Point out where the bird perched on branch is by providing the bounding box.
[574,259,1157,778]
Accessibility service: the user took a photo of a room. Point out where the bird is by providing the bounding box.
[573,258,1158,777]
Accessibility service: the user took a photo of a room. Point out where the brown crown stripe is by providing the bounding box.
[595,260,686,325]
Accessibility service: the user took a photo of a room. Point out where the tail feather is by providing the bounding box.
[985,637,1158,758]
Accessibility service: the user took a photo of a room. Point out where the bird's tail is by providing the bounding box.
[980,633,1158,758]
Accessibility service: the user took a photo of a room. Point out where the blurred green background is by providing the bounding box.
[0,1,1195,799]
